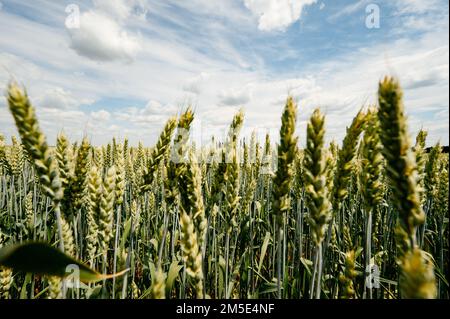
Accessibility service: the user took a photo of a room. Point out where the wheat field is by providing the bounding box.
[0,77,448,299]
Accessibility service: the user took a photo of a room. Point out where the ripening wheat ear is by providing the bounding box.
[272,96,297,299]
[358,108,384,299]
[164,109,195,206]
[272,96,297,226]
[332,109,366,211]
[0,134,11,174]
[9,136,24,177]
[150,267,167,299]
[303,108,331,299]
[6,83,65,252]
[70,137,91,214]
[377,76,436,299]
[0,266,13,299]
[114,143,126,206]
[179,152,207,248]
[424,142,441,202]
[7,83,62,202]
[399,248,436,299]
[85,165,103,265]
[179,210,204,298]
[99,165,117,256]
[47,276,62,299]
[359,108,384,209]
[223,144,240,233]
[55,132,74,191]
[377,77,424,249]
[174,108,194,160]
[304,108,331,245]
[24,191,34,233]
[60,217,75,257]
[142,117,177,192]
[338,250,357,299]
[226,109,245,151]
[104,143,112,168]
[414,130,428,204]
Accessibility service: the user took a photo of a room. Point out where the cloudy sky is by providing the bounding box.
[0,0,448,147]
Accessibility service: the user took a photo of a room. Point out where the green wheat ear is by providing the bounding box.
[377,77,424,248]
[414,129,428,204]
[272,96,298,226]
[179,152,207,247]
[150,267,167,299]
[98,165,116,255]
[339,250,357,299]
[332,108,366,211]
[142,117,177,192]
[69,137,91,215]
[6,82,65,252]
[0,266,13,299]
[303,108,331,299]
[377,76,436,299]
[55,132,73,192]
[359,108,384,209]
[179,210,204,298]
[6,83,63,203]
[303,108,331,245]
[399,248,437,299]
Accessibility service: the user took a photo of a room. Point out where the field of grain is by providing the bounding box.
[0,77,448,299]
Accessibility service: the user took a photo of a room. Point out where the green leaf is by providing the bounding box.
[149,261,156,284]
[166,260,182,297]
[140,261,158,299]
[355,246,364,258]
[86,285,103,299]
[33,286,49,299]
[120,217,132,252]
[258,281,278,295]
[149,238,158,252]
[0,242,128,282]
[434,265,449,287]
[20,273,32,299]
[257,231,271,274]
[300,257,313,276]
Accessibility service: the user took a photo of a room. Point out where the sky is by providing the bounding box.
[0,0,448,147]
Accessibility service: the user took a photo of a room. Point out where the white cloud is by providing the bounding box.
[0,53,41,89]
[36,88,83,109]
[244,0,317,31]
[219,85,253,106]
[328,0,371,21]
[188,31,448,147]
[91,109,111,121]
[113,100,179,129]
[200,106,243,127]
[92,0,132,21]
[68,11,141,62]
[383,0,448,35]
[183,72,210,94]
[393,0,441,15]
[142,100,178,115]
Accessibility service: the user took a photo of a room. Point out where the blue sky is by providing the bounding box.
[0,0,448,146]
